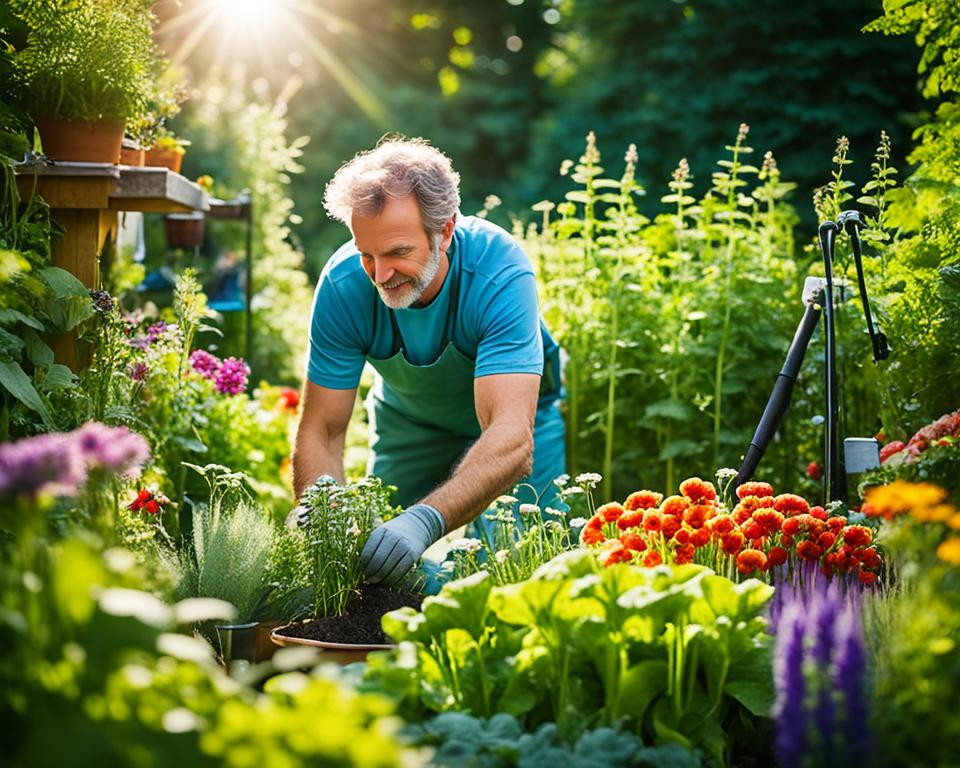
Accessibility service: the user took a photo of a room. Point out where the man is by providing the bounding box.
[293,137,565,587]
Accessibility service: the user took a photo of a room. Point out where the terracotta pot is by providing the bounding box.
[144,147,183,174]
[120,140,145,167]
[34,116,125,164]
[164,212,205,249]
[254,621,282,663]
[271,623,393,665]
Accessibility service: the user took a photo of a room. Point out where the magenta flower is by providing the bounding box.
[189,349,221,380]
[75,422,150,477]
[127,362,149,382]
[215,357,250,395]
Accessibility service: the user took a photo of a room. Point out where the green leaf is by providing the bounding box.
[23,329,54,367]
[40,266,88,299]
[0,308,45,331]
[725,644,775,717]
[422,570,493,642]
[0,360,54,426]
[40,363,75,393]
[617,659,668,720]
[47,295,94,332]
[659,439,700,461]
[644,399,693,422]
[564,191,592,205]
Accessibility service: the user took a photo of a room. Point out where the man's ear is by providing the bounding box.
[439,214,457,253]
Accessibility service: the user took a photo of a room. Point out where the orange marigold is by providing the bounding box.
[674,542,696,564]
[617,509,645,530]
[767,546,788,568]
[642,550,663,568]
[599,541,633,567]
[680,477,718,503]
[674,527,692,545]
[661,514,683,539]
[809,505,829,522]
[691,527,712,548]
[643,509,664,533]
[736,548,767,574]
[752,508,785,534]
[736,481,774,500]
[624,490,663,511]
[858,569,878,586]
[796,540,823,561]
[660,495,690,517]
[710,515,737,536]
[817,531,837,550]
[721,530,746,555]
[742,518,765,541]
[598,502,625,523]
[620,532,647,552]
[683,504,711,530]
[580,524,605,546]
[826,516,847,531]
[774,493,810,516]
[842,525,872,547]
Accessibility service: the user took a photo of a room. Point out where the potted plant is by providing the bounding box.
[269,476,423,663]
[129,74,190,170]
[9,0,161,163]
[144,129,190,173]
[172,464,277,664]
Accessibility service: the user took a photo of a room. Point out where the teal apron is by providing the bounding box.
[364,254,566,585]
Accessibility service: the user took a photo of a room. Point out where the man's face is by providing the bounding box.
[352,194,445,310]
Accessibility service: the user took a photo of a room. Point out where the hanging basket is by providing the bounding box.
[164,212,205,249]
[34,116,125,164]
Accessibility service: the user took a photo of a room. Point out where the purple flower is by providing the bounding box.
[146,322,175,343]
[214,356,250,395]
[189,349,221,380]
[0,432,85,498]
[127,362,149,382]
[833,603,871,763]
[74,422,150,477]
[773,603,807,768]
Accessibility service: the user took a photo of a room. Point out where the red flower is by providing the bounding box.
[145,499,160,515]
[674,542,695,564]
[781,517,801,538]
[826,516,847,531]
[642,550,663,568]
[774,493,810,516]
[617,509,644,530]
[679,477,717,503]
[660,495,689,517]
[780,534,794,549]
[767,546,788,568]
[809,506,829,522]
[661,514,682,539]
[620,532,647,552]
[683,504,710,529]
[710,515,736,536]
[879,440,906,463]
[643,510,664,533]
[736,548,767,574]
[691,527,712,548]
[581,521,605,546]
[742,518,765,541]
[858,569,878,586]
[624,490,663,511]
[858,547,882,569]
[721,530,746,555]
[806,461,822,481]
[736,481,774,500]
[599,541,633,567]
[842,525,872,547]
[674,527,692,545]
[817,531,837,550]
[278,387,300,412]
[752,508,784,534]
[796,540,822,561]
[598,502,625,523]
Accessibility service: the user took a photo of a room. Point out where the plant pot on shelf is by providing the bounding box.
[164,212,205,249]
[33,116,125,163]
[119,138,145,166]
[144,146,183,174]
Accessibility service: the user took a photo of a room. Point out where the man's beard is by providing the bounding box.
[376,237,442,310]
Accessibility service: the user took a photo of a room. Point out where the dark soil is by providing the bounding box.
[277,584,423,645]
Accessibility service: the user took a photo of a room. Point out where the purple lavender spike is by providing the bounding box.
[773,602,807,768]
[833,602,871,763]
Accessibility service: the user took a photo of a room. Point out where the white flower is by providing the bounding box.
[575,472,602,487]
[494,550,509,564]
[561,486,584,497]
[448,537,483,554]
[544,506,565,518]
[519,503,540,517]
[496,495,519,506]
[346,518,361,538]
[569,517,587,528]
[552,473,570,488]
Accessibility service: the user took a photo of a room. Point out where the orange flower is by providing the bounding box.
[643,509,664,533]
[937,537,960,566]
[736,481,774,500]
[620,532,647,552]
[858,569,878,586]
[774,493,810,516]
[680,477,717,503]
[781,517,801,537]
[741,519,765,541]
[580,524,605,546]
[767,546,788,568]
[857,547,882,569]
[737,548,767,574]
[661,514,682,539]
[598,502,625,523]
[710,515,736,536]
[599,540,633,567]
[642,550,663,568]
[674,542,695,564]
[817,531,837,550]
[809,505,829,522]
[721,530,745,555]
[683,504,711,529]
[624,490,663,511]
[660,495,689,517]
[752,508,785,534]
[842,525,872,547]
[674,527,692,545]
[617,509,644,530]
[691,527,712,548]
[826,516,847,531]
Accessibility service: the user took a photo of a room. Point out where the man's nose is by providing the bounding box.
[373,260,394,284]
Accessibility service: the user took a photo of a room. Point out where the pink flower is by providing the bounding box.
[190,349,221,380]
[214,357,250,396]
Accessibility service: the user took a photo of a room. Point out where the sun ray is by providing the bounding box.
[165,11,219,68]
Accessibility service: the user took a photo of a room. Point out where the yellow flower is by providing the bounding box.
[936,536,960,566]
[863,480,949,521]
[948,513,960,531]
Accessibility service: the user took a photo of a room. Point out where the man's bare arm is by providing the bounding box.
[291,381,358,500]
[422,373,539,530]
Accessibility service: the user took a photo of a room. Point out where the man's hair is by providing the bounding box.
[323,136,461,239]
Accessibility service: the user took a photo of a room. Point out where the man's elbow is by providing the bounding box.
[514,426,535,480]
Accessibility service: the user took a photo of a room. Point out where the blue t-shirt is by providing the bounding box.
[307,215,558,396]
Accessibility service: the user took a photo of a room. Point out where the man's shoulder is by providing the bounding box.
[456,216,533,283]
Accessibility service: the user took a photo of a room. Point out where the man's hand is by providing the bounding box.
[361,504,446,586]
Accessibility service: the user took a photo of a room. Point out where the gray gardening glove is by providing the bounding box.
[361,503,446,586]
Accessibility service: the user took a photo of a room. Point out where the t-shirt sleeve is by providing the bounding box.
[306,275,366,389]
[473,272,544,379]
